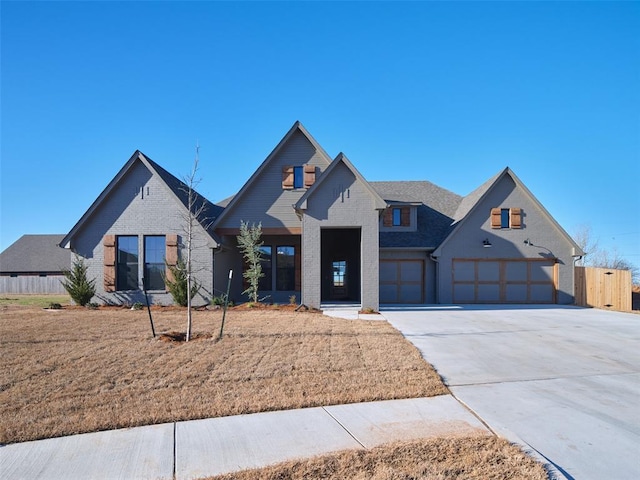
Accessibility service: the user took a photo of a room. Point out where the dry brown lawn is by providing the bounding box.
[210,436,550,480]
[1,304,447,444]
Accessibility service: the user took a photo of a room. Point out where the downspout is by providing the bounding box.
[430,253,439,305]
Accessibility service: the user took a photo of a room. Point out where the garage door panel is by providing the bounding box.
[380,285,398,303]
[531,284,554,303]
[454,284,475,303]
[400,285,423,303]
[453,261,475,281]
[506,284,528,302]
[505,262,527,281]
[478,262,500,281]
[400,262,422,281]
[478,284,500,302]
[531,264,554,281]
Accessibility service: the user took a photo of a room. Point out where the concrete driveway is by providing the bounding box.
[381,305,640,480]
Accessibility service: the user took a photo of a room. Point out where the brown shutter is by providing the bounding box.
[165,234,179,285]
[383,208,393,227]
[491,208,501,229]
[294,246,301,291]
[510,208,522,229]
[401,207,411,226]
[103,235,116,292]
[282,166,294,189]
[303,165,316,188]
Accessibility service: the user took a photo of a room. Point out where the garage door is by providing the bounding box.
[380,260,424,303]
[452,259,557,304]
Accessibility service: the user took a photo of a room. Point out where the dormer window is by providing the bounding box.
[383,206,412,228]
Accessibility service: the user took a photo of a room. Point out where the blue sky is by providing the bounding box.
[1,1,639,268]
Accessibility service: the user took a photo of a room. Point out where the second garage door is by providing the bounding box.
[452,258,557,304]
[380,260,424,303]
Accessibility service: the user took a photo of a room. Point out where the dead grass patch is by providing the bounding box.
[0,306,446,444]
[209,436,549,480]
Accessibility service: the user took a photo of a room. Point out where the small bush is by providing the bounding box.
[86,302,99,310]
[131,302,144,310]
[48,302,62,310]
[60,256,96,306]
[164,258,200,307]
[289,295,297,305]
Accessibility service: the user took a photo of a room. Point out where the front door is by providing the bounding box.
[331,260,348,299]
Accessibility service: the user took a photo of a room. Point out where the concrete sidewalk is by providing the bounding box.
[1,396,489,480]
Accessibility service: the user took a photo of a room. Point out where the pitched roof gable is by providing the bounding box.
[433,167,583,256]
[60,151,221,248]
[211,121,334,228]
[294,152,387,211]
[0,234,71,273]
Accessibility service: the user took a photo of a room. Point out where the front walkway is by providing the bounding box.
[1,396,488,480]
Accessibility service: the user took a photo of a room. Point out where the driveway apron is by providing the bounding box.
[381,305,640,480]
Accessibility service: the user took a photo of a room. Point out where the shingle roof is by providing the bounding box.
[0,234,71,273]
[144,156,224,236]
[371,181,462,248]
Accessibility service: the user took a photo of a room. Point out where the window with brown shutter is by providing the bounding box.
[103,235,116,292]
[491,208,502,229]
[282,166,294,189]
[510,208,522,229]
[304,165,316,188]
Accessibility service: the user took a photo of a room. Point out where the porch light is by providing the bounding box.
[483,239,492,248]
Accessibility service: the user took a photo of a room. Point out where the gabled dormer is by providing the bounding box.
[212,121,333,235]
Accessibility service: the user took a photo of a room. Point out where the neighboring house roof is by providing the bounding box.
[0,234,71,273]
[60,151,222,248]
[432,167,584,257]
[372,181,463,249]
[211,121,334,229]
[295,152,388,212]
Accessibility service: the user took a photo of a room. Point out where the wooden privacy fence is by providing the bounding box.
[575,266,632,312]
[0,275,68,294]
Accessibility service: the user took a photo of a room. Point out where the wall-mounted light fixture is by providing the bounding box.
[483,238,492,248]
[524,239,533,246]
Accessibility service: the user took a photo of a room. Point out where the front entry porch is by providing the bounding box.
[320,228,361,303]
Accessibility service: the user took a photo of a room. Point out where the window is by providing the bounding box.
[332,260,346,287]
[258,246,272,291]
[276,246,295,290]
[500,209,510,229]
[144,236,165,290]
[117,236,138,290]
[293,166,304,189]
[491,208,523,229]
[392,208,402,226]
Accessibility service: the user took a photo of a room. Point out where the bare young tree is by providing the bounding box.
[573,224,639,283]
[179,144,211,341]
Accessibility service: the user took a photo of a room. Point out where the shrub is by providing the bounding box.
[86,302,99,310]
[61,256,96,306]
[289,295,297,305]
[48,302,62,310]
[131,302,144,310]
[164,258,200,307]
